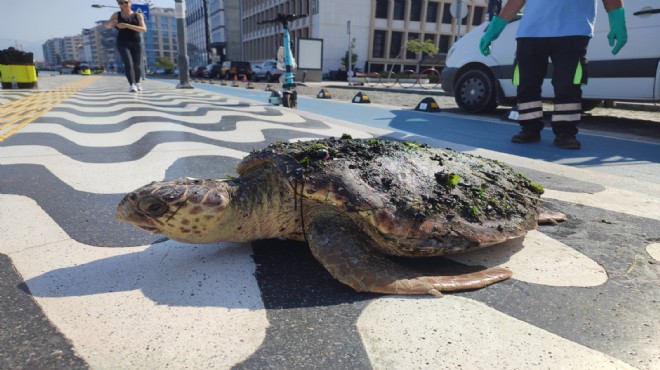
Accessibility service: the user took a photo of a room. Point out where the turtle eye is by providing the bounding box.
[138,196,169,217]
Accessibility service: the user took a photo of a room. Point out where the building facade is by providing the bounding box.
[81,22,117,69]
[237,0,488,78]
[42,35,84,67]
[144,7,179,71]
[185,0,237,69]
[42,6,177,72]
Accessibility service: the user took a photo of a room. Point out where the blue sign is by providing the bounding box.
[131,4,150,20]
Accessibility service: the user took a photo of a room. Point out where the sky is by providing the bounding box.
[0,0,175,61]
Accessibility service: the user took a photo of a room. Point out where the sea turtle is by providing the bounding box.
[117,137,548,297]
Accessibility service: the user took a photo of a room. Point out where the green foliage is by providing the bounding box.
[404,141,421,150]
[435,172,461,189]
[406,39,439,57]
[156,56,175,72]
[447,173,461,188]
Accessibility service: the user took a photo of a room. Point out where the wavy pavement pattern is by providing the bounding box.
[2,76,658,368]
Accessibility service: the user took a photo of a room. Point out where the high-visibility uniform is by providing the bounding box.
[514,0,597,136]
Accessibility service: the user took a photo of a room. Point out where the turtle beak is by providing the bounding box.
[115,196,133,221]
[116,196,163,234]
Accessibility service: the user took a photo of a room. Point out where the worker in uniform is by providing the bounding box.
[480,0,628,149]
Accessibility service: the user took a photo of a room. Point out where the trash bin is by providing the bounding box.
[0,48,38,89]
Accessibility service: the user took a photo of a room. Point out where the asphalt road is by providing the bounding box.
[1,75,659,369]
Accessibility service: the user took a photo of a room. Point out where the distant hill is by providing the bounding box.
[0,38,45,61]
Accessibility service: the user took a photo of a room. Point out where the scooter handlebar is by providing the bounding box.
[258,13,308,25]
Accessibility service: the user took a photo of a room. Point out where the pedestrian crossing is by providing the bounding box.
[1,75,658,369]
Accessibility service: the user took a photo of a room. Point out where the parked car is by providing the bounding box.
[204,63,223,79]
[220,61,253,80]
[441,0,660,113]
[252,59,282,82]
[191,66,206,78]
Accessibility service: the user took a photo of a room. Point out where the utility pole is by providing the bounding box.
[174,0,193,88]
[204,0,212,64]
[347,20,352,72]
[456,0,462,40]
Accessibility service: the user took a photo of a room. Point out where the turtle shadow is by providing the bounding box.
[250,238,518,309]
[20,237,517,311]
[21,240,265,310]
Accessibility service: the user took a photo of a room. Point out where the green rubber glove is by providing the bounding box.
[607,7,627,55]
[480,16,509,56]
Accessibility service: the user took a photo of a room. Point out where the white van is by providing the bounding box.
[441,0,660,113]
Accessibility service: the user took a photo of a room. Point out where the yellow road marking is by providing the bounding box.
[0,76,100,141]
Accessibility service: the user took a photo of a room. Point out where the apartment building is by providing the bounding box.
[42,6,177,71]
[144,7,179,70]
[81,22,117,69]
[42,35,84,67]
[186,0,238,67]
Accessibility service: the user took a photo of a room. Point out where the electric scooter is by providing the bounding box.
[258,13,308,108]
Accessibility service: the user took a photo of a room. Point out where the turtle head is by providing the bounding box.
[116,178,235,243]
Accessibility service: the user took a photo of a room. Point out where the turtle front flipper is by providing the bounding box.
[305,212,512,297]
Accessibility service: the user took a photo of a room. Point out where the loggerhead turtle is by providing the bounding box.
[117,137,549,297]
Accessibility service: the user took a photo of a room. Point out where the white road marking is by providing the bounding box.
[0,194,269,369]
[447,230,608,287]
[543,188,660,221]
[647,243,660,262]
[18,120,373,147]
[42,108,307,125]
[0,143,248,193]
[357,296,636,370]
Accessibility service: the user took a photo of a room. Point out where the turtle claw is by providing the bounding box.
[538,208,567,225]
[428,289,443,298]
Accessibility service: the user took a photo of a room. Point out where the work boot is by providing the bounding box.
[511,130,541,143]
[553,135,581,149]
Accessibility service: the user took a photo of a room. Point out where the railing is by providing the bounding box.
[347,68,442,90]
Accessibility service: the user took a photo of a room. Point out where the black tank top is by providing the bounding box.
[116,12,141,43]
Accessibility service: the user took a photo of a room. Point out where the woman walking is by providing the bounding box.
[105,0,147,92]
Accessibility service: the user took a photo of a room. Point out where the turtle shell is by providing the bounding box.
[239,137,543,256]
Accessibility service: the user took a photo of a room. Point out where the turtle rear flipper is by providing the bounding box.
[305,213,512,297]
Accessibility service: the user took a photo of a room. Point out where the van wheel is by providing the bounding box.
[454,69,498,113]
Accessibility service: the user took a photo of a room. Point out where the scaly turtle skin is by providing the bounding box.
[117,137,545,297]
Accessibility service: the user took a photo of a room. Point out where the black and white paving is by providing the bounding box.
[1,75,658,369]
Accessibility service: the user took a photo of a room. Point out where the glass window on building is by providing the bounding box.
[390,31,403,58]
[375,0,388,19]
[426,2,439,23]
[473,6,485,25]
[439,34,451,53]
[410,0,422,21]
[393,0,406,20]
[373,30,386,58]
[441,3,452,24]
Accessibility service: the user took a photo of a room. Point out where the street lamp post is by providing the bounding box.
[347,20,352,73]
[174,0,193,88]
[203,0,212,64]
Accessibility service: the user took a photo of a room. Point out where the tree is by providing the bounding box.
[156,56,175,73]
[406,39,439,59]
